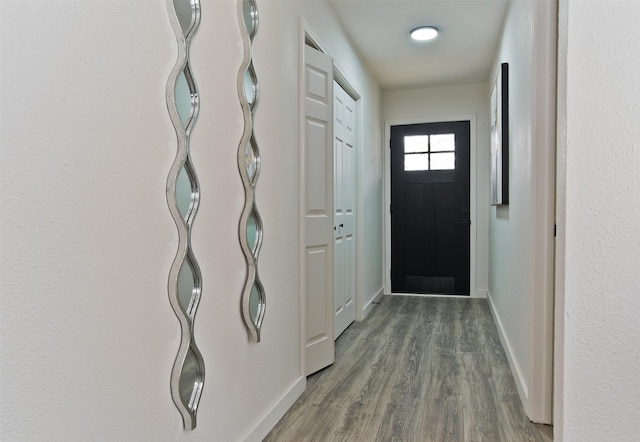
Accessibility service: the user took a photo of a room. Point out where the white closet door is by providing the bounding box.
[303,45,335,375]
[333,81,356,339]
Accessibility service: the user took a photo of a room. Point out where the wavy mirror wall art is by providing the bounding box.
[165,0,204,430]
[237,0,265,342]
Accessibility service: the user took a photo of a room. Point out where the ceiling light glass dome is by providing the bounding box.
[410,26,439,41]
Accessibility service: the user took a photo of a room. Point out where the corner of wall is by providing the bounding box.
[242,377,306,442]
[473,289,488,298]
[359,286,384,321]
[553,0,569,437]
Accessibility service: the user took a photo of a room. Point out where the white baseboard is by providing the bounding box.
[486,291,530,414]
[242,376,306,442]
[361,286,384,320]
[473,289,488,298]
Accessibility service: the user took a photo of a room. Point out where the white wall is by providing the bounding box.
[487,0,556,423]
[487,0,536,414]
[382,83,490,298]
[555,0,640,440]
[1,2,180,440]
[0,0,382,440]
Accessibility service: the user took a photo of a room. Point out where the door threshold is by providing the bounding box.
[389,292,471,299]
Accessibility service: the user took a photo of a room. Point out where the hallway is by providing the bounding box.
[266,296,552,441]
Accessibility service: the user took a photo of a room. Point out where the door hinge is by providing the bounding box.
[554,224,557,237]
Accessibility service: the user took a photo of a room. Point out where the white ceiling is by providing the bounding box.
[326,0,510,90]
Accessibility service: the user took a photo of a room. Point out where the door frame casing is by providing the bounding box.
[384,115,480,297]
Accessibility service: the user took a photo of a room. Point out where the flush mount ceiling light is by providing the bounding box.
[410,26,439,41]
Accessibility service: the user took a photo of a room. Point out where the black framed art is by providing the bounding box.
[491,62,509,205]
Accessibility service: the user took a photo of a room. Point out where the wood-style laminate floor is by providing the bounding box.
[265,296,553,442]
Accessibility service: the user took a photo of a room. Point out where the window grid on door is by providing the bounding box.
[403,134,455,171]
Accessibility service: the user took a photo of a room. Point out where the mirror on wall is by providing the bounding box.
[238,0,265,342]
[165,0,204,431]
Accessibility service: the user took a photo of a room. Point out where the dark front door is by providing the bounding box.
[391,121,470,295]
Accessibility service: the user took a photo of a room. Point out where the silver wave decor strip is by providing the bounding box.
[165,0,204,430]
[237,0,265,342]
